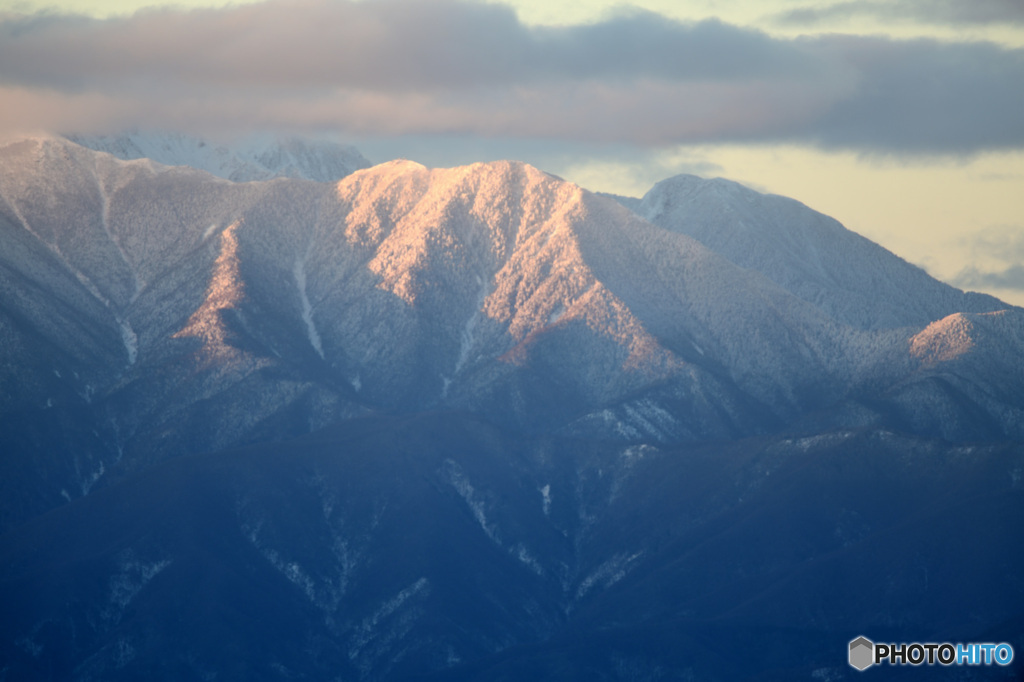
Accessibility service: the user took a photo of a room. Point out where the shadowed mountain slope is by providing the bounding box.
[1,414,1020,681]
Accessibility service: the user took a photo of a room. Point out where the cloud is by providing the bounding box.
[0,0,1022,154]
[775,0,1024,27]
[949,225,1024,295]
[962,224,1024,261]
[0,2,811,92]
[952,264,1024,292]
[794,37,1024,153]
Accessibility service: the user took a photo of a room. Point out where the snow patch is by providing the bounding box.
[787,431,854,452]
[111,637,136,669]
[119,318,138,365]
[79,460,105,496]
[372,578,428,625]
[513,543,543,575]
[349,577,429,661]
[454,276,490,375]
[811,668,842,682]
[619,399,679,440]
[278,560,318,603]
[444,460,499,545]
[575,551,643,600]
[71,266,112,308]
[15,635,43,658]
[620,444,655,466]
[240,500,360,618]
[294,255,325,359]
[107,551,171,614]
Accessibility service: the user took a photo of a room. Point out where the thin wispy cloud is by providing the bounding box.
[950,224,1024,295]
[775,0,1024,27]
[953,264,1024,292]
[0,0,1021,154]
[963,224,1024,261]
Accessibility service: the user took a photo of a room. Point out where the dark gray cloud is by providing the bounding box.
[0,2,813,92]
[793,36,1024,153]
[0,0,1022,154]
[776,0,1024,27]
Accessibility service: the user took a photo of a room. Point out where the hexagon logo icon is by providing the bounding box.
[849,636,874,671]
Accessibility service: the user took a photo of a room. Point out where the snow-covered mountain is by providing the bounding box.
[2,134,1023,682]
[3,133,1024,528]
[626,174,1005,330]
[66,130,371,182]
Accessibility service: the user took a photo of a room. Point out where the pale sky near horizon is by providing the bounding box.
[2,0,1023,305]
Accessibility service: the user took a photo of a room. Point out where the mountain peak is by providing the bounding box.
[629,172,1007,330]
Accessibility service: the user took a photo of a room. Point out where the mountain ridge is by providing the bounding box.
[2,134,1023,520]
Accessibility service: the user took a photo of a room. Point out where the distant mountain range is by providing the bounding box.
[67,131,371,183]
[0,133,1021,681]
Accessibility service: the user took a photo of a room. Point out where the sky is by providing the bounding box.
[1,0,1022,305]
